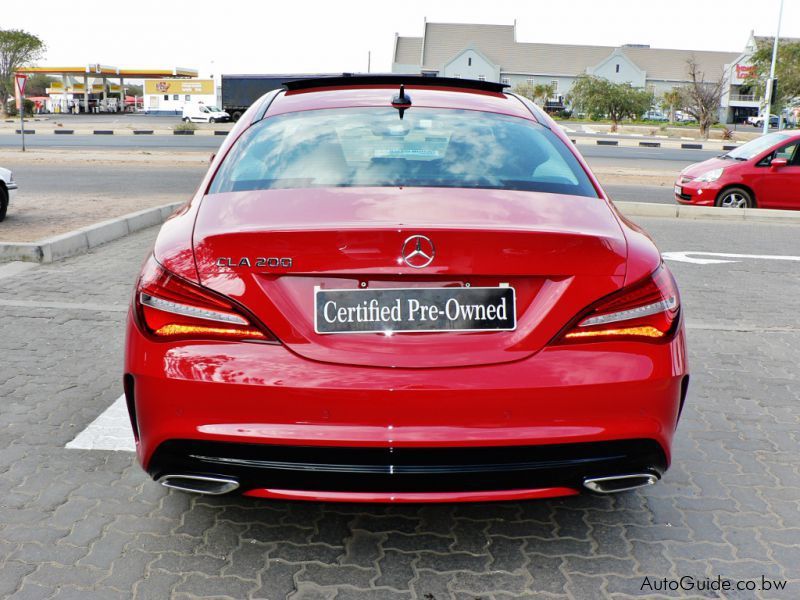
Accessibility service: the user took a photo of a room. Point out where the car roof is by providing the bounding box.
[260,76,537,122]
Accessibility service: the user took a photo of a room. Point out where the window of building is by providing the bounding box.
[501,77,510,85]
[185,95,191,101]
[173,94,179,101]
[468,57,472,66]
[527,77,535,85]
[615,64,620,73]
[163,94,169,101]
[551,80,559,94]
[478,75,486,81]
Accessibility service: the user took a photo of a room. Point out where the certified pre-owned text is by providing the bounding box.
[322,297,509,325]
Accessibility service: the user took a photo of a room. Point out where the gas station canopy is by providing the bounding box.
[15,65,199,79]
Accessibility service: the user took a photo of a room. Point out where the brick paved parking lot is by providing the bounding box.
[0,217,798,599]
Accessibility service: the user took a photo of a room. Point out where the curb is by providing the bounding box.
[4,128,229,137]
[0,202,182,264]
[614,201,800,224]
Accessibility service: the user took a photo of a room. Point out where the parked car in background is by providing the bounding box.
[674,111,696,123]
[182,103,231,124]
[752,114,780,128]
[642,110,669,122]
[125,75,687,502]
[0,167,17,222]
[675,130,800,209]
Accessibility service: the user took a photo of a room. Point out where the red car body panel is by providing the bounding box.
[125,79,688,502]
[126,319,685,459]
[676,131,800,209]
[192,188,628,369]
[242,487,579,503]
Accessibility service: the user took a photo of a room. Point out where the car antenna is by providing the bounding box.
[391,84,412,119]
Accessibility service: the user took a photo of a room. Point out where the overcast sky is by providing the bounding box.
[7,0,799,79]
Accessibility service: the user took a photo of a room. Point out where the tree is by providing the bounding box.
[125,84,143,97]
[567,74,651,132]
[748,38,800,110]
[661,88,684,123]
[0,29,46,116]
[25,73,58,96]
[512,82,556,107]
[681,57,724,139]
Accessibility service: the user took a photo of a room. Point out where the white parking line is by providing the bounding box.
[66,395,135,452]
[663,251,800,265]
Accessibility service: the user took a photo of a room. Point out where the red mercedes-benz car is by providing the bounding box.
[676,130,800,209]
[124,76,688,502]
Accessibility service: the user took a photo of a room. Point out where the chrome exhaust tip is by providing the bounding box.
[157,474,239,495]
[583,473,659,494]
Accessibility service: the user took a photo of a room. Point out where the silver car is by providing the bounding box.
[0,167,17,222]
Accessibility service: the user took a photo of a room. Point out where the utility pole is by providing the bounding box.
[762,0,784,135]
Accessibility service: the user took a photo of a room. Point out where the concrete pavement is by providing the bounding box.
[0,216,797,598]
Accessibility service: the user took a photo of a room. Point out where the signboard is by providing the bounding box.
[14,73,28,109]
[735,64,756,80]
[144,79,214,95]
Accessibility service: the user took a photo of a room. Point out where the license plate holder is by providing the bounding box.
[314,286,517,334]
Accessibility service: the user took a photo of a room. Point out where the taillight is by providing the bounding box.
[556,264,680,344]
[134,256,277,343]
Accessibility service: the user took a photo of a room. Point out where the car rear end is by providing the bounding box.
[125,77,688,502]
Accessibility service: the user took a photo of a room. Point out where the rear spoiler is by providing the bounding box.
[282,74,509,94]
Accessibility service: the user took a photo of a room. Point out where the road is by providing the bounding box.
[5,144,709,206]
[0,216,797,598]
[0,133,222,150]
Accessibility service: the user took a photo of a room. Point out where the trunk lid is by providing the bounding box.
[193,187,628,368]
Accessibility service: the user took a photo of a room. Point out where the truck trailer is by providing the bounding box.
[221,74,335,121]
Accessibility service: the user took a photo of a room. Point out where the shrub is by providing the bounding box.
[174,121,198,131]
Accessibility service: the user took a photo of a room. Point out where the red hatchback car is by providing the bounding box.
[124,76,688,502]
[676,130,800,209]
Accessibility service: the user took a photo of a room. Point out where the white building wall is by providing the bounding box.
[503,74,576,101]
[442,50,499,81]
[591,60,645,87]
[391,63,423,74]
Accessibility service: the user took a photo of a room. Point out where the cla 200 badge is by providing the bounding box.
[216,257,293,268]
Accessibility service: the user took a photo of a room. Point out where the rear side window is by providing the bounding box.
[209,107,598,198]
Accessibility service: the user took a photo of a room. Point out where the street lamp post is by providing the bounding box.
[762,0,785,135]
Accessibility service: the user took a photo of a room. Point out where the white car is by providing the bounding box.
[181,103,230,123]
[0,167,17,222]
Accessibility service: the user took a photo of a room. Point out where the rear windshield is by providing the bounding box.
[208,107,598,198]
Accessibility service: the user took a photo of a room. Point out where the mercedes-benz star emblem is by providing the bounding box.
[401,235,435,268]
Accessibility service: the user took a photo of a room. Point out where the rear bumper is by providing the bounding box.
[125,315,688,501]
[147,438,667,501]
